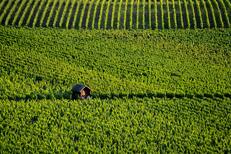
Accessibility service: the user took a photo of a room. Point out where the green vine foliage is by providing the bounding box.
[0,26,230,99]
[0,1,231,152]
[0,0,230,29]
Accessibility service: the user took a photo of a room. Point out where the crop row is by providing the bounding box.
[1,97,230,153]
[0,26,231,101]
[2,87,231,101]
[0,0,230,29]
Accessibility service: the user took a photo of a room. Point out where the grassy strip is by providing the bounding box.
[0,0,13,24]
[124,0,129,29]
[154,0,157,29]
[104,0,113,29]
[130,0,134,29]
[91,0,100,29]
[178,0,184,28]
[166,0,171,28]
[207,0,217,28]
[40,0,51,27]
[78,0,88,29]
[194,0,203,28]
[72,0,82,28]
[1,0,16,26]
[85,0,94,29]
[172,0,177,28]
[136,0,140,29]
[110,0,117,29]
[104,0,111,29]
[12,0,28,26]
[201,0,210,28]
[211,0,224,28]
[0,0,6,10]
[52,0,64,27]
[24,0,39,26]
[117,0,123,29]
[224,0,231,11]
[45,0,58,27]
[189,0,196,28]
[142,0,145,29]
[148,0,151,29]
[219,0,230,27]
[18,0,33,26]
[160,0,164,29]
[32,1,46,28]
[183,0,190,28]
[65,0,75,29]
[224,0,231,26]
[59,0,70,28]
[98,0,106,29]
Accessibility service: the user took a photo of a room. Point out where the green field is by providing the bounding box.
[0,0,231,29]
[0,26,231,152]
[0,0,231,152]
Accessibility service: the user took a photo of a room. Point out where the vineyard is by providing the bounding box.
[0,25,231,152]
[0,0,231,153]
[0,0,231,29]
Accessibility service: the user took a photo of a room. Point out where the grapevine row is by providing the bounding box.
[211,0,224,28]
[0,0,13,24]
[142,0,145,29]
[0,0,6,11]
[52,0,63,27]
[65,1,75,29]
[92,0,100,29]
[117,0,123,29]
[18,0,33,26]
[137,0,140,29]
[154,0,157,29]
[207,0,216,28]
[98,0,106,29]
[166,0,170,28]
[39,0,51,27]
[72,0,81,29]
[201,0,210,28]
[194,0,203,28]
[178,0,184,28]
[0,0,231,29]
[219,0,230,27]
[188,0,195,28]
[183,0,190,28]
[148,0,151,29]
[59,0,70,28]
[45,0,57,27]
[32,0,45,28]
[160,0,164,29]
[124,0,129,29]
[172,0,177,28]
[6,1,22,26]
[130,0,134,29]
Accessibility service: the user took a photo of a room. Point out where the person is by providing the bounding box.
[72,84,91,99]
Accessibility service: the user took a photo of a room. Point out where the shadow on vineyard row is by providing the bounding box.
[3,91,231,101]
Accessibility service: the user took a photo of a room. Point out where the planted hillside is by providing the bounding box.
[0,23,231,152]
[0,26,231,100]
[1,98,231,153]
[0,0,230,29]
